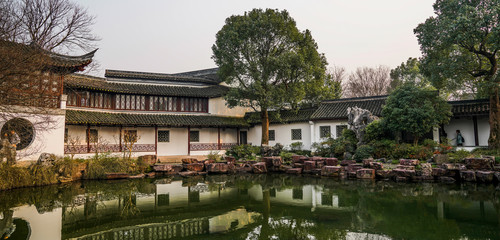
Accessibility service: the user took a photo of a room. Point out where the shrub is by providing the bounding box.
[85,153,135,179]
[289,142,303,151]
[364,120,386,143]
[421,139,438,149]
[206,151,221,161]
[448,149,471,163]
[280,151,294,164]
[354,145,374,161]
[225,144,261,160]
[370,139,396,159]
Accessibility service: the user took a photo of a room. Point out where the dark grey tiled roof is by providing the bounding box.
[65,110,248,127]
[245,109,317,124]
[174,68,219,81]
[449,99,490,116]
[105,69,221,85]
[311,96,387,120]
[65,74,229,98]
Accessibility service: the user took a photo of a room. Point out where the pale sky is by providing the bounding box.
[75,0,436,77]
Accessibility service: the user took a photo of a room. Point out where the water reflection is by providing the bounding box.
[0,175,499,240]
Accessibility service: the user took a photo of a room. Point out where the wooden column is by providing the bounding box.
[155,126,158,156]
[187,126,191,156]
[119,125,123,152]
[218,127,221,150]
[86,124,90,153]
[473,116,479,146]
[237,127,240,145]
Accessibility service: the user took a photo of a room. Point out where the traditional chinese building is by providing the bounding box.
[0,42,491,162]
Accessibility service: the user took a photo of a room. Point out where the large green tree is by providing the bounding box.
[390,57,429,90]
[212,9,332,145]
[414,0,500,149]
[382,84,452,145]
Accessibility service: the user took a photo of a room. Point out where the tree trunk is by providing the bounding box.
[261,109,269,146]
[488,87,500,149]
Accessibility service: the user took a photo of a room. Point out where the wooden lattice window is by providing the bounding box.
[190,131,199,142]
[269,130,275,141]
[291,129,302,140]
[158,130,170,142]
[292,188,303,200]
[320,126,331,138]
[157,194,169,206]
[336,125,347,138]
[88,129,98,143]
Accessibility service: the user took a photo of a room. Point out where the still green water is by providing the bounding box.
[0,174,499,240]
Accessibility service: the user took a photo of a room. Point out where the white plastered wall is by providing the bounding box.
[312,120,349,143]
[247,122,312,150]
[0,112,65,161]
[157,128,188,156]
[443,116,490,148]
[209,97,249,117]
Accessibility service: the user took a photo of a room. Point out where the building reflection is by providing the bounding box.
[1,176,498,240]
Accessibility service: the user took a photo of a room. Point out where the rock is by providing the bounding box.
[464,158,494,170]
[106,173,129,179]
[227,163,236,174]
[434,154,449,164]
[460,170,476,182]
[185,163,205,172]
[476,171,494,183]
[495,172,500,182]
[316,161,325,169]
[252,162,267,174]
[432,168,447,177]
[362,159,374,168]
[369,162,383,170]
[128,173,145,179]
[179,171,198,177]
[395,176,408,182]
[376,170,393,179]
[439,176,456,183]
[236,163,253,173]
[310,156,323,161]
[153,164,182,173]
[225,156,236,163]
[356,168,375,179]
[292,155,304,163]
[206,163,229,173]
[37,153,56,166]
[182,158,198,164]
[138,155,157,165]
[272,157,283,167]
[396,165,415,171]
[393,169,416,178]
[293,163,304,169]
[376,158,387,163]
[303,161,316,172]
[347,171,357,179]
[400,159,420,166]
[347,106,378,144]
[421,163,432,176]
[321,166,343,177]
[412,175,434,182]
[340,160,356,166]
[324,158,338,166]
[286,168,303,174]
[145,172,156,178]
[346,163,362,173]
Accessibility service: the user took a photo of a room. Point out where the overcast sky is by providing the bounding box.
[75,0,436,77]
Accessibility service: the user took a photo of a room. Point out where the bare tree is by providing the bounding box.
[343,66,392,98]
[0,0,98,159]
[1,0,99,52]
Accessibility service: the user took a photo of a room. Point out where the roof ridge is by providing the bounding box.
[105,69,218,83]
[323,95,388,103]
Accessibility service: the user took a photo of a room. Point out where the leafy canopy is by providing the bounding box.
[212,8,333,111]
[414,0,500,96]
[382,84,452,144]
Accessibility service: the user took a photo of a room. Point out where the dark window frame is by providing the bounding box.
[320,126,331,138]
[291,129,302,140]
[158,130,170,142]
[269,130,275,141]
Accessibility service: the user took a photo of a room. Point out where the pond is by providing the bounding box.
[0,174,499,240]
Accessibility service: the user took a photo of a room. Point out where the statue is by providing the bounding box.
[1,131,19,165]
[347,106,378,145]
